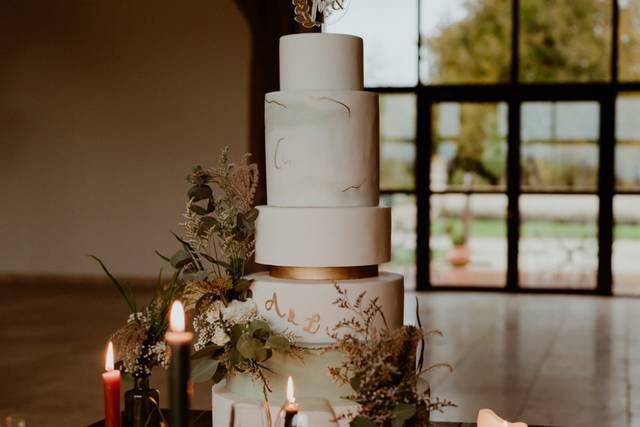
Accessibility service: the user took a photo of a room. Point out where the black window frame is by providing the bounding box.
[370,0,640,295]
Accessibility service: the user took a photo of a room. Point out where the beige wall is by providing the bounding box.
[0,0,251,278]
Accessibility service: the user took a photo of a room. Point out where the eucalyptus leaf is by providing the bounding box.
[234,278,253,292]
[265,335,290,351]
[191,359,219,383]
[351,416,377,427]
[247,319,270,336]
[228,348,241,366]
[191,343,222,360]
[188,184,212,202]
[230,323,245,344]
[349,374,362,392]
[211,364,226,384]
[183,270,208,282]
[189,204,209,216]
[391,403,416,427]
[237,335,268,362]
[169,250,192,269]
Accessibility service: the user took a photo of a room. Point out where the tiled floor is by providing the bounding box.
[1,283,638,426]
[417,292,640,427]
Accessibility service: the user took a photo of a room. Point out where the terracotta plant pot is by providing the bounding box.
[447,245,470,267]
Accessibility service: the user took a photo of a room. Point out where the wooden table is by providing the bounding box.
[88,410,553,427]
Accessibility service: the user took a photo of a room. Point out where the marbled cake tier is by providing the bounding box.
[265,90,379,207]
[248,271,404,343]
[254,206,391,267]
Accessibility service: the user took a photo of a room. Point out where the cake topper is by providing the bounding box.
[292,0,349,28]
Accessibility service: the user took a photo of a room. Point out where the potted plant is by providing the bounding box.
[444,222,470,267]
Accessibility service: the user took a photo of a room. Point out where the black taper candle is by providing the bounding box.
[166,301,193,427]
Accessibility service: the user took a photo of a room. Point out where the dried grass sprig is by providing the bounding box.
[329,285,456,426]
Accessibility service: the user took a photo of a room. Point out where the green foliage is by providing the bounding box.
[444,222,466,247]
[351,417,378,427]
[89,255,137,313]
[265,335,290,351]
[190,308,300,403]
[91,256,183,376]
[391,403,416,427]
[163,148,260,309]
[426,0,622,192]
[191,359,219,383]
[427,0,614,84]
[328,286,455,427]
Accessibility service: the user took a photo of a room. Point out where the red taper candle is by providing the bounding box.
[102,341,121,427]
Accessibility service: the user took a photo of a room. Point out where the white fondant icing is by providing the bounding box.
[254,205,391,267]
[213,383,356,427]
[248,271,404,344]
[227,347,351,401]
[211,30,408,427]
[265,91,379,207]
[279,33,363,91]
[212,379,431,427]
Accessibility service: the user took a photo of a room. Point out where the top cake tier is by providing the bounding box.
[280,33,363,91]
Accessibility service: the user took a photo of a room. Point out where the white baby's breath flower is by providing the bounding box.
[221,299,258,324]
[205,300,225,323]
[211,327,231,346]
[128,312,149,324]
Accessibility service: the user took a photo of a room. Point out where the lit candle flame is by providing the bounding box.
[105,341,115,371]
[170,300,186,333]
[286,376,295,403]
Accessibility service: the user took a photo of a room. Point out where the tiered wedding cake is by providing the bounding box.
[212,33,404,426]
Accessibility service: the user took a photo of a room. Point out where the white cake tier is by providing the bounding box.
[213,347,357,427]
[254,206,391,267]
[247,271,404,344]
[279,33,363,91]
[265,90,379,207]
[213,383,356,427]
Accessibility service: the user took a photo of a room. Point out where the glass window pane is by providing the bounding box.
[420,0,512,84]
[431,102,508,191]
[382,193,416,289]
[381,94,416,190]
[519,195,598,289]
[430,194,507,287]
[519,0,612,83]
[325,0,418,87]
[615,93,640,190]
[613,195,640,295]
[619,0,640,81]
[521,101,599,192]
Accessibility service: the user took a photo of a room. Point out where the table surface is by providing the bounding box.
[88,410,554,427]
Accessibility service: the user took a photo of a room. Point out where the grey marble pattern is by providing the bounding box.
[1,283,638,426]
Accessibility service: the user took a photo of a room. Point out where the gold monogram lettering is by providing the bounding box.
[264,292,321,333]
[287,308,299,326]
[265,293,286,318]
[303,314,321,334]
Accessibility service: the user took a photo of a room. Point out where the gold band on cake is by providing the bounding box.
[269,265,378,280]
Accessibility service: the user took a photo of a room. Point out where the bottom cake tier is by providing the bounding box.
[213,347,357,426]
[210,271,406,426]
[212,382,358,427]
[226,346,351,402]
